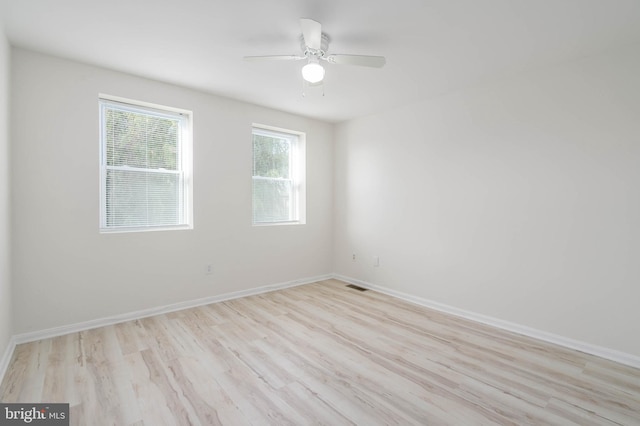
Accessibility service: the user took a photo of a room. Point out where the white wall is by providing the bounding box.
[8,41,640,362]
[334,45,640,358]
[0,24,12,357]
[11,48,333,334]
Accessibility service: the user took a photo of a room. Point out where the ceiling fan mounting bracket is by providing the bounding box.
[300,33,330,59]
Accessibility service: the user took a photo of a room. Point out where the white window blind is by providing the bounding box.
[99,97,192,232]
[252,126,305,225]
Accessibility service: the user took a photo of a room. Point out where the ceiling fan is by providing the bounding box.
[244,18,386,84]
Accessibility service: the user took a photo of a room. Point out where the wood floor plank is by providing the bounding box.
[1,279,639,425]
[17,339,50,402]
[125,350,187,426]
[170,356,241,426]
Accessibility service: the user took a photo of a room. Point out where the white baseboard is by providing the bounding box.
[0,274,330,385]
[12,274,332,346]
[0,335,17,385]
[3,272,639,386]
[332,274,640,370]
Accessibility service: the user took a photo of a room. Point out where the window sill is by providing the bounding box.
[252,221,305,227]
[100,224,193,234]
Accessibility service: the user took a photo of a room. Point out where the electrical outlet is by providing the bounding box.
[205,264,213,275]
[352,253,356,261]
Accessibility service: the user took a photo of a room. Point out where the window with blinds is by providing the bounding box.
[99,96,192,232]
[252,126,306,225]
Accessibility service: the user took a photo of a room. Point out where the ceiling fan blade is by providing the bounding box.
[300,18,322,50]
[324,54,386,68]
[244,55,306,61]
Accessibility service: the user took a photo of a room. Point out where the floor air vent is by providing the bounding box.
[346,284,368,292]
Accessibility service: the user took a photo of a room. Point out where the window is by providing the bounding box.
[252,125,306,225]
[99,96,192,232]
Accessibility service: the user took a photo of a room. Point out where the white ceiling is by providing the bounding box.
[2,0,640,123]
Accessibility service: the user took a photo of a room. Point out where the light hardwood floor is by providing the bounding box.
[1,279,639,425]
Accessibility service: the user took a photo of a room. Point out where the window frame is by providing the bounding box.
[251,124,306,226]
[99,94,193,233]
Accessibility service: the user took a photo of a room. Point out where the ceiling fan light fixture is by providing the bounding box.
[301,60,325,83]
